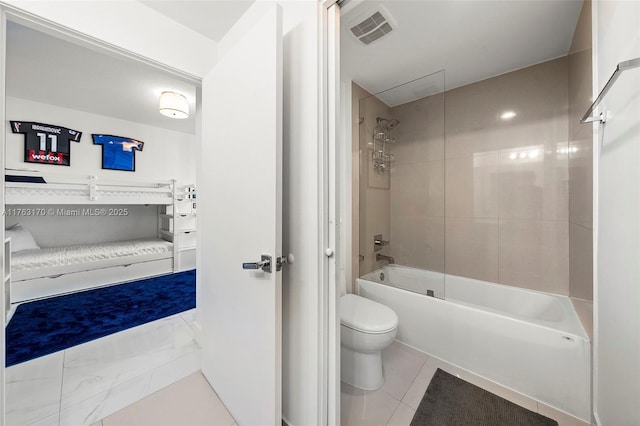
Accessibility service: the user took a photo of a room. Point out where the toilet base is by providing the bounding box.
[340,346,384,390]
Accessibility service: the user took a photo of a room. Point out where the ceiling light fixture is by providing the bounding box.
[500,110,517,120]
[159,91,189,119]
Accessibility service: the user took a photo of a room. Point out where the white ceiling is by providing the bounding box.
[341,0,584,106]
[140,0,255,42]
[6,1,584,130]
[5,1,257,134]
[6,21,198,134]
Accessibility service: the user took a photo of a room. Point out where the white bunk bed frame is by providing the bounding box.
[5,170,175,205]
[5,170,180,303]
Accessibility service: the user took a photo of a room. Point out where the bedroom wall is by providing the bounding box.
[4,205,159,248]
[5,96,196,183]
[5,96,197,246]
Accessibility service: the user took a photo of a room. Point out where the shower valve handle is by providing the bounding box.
[374,234,390,249]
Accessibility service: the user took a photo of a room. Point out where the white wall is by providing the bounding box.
[593,0,640,424]
[4,95,196,248]
[1,0,215,79]
[6,96,196,183]
[280,2,322,425]
[5,204,159,247]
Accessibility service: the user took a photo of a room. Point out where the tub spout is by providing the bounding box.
[376,253,395,264]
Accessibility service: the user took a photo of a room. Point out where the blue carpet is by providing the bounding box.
[6,269,195,367]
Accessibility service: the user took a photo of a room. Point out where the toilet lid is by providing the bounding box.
[340,294,398,334]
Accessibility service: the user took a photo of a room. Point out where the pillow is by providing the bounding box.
[5,224,40,253]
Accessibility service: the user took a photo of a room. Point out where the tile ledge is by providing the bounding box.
[570,297,593,341]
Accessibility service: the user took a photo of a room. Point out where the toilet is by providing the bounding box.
[340,294,399,390]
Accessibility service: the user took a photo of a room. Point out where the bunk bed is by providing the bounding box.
[5,170,179,303]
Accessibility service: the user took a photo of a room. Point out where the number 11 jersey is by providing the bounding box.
[11,121,82,166]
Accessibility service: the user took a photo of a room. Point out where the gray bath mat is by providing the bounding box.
[410,369,558,426]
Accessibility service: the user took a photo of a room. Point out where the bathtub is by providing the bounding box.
[357,264,591,421]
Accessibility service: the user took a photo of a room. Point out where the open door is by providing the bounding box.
[198,3,283,425]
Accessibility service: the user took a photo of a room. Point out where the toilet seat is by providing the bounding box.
[340,294,398,334]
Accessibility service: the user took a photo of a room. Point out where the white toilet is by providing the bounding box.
[340,294,399,390]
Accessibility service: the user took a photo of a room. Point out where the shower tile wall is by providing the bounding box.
[390,57,572,295]
[568,0,593,301]
[358,89,393,277]
[352,83,367,290]
[390,93,445,274]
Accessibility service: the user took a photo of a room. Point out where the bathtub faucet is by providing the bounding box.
[376,253,395,264]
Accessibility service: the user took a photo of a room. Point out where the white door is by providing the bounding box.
[198,3,283,425]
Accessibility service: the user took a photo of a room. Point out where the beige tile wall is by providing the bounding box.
[390,92,445,273]
[352,82,368,292]
[389,57,572,295]
[354,10,592,299]
[358,91,393,277]
[568,0,593,301]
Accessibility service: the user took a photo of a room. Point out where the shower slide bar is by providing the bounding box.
[581,56,640,124]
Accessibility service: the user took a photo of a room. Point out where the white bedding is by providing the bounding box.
[12,238,173,272]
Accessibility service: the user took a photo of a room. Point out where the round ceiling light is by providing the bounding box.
[159,91,189,119]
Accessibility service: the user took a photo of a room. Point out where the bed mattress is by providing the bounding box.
[12,238,173,272]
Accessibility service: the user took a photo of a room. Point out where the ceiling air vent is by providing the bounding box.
[349,8,396,45]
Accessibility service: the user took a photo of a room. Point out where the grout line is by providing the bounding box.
[57,350,66,426]
[378,387,402,404]
[398,354,430,405]
[568,221,593,231]
[177,309,198,331]
[384,401,403,426]
[397,353,429,402]
[177,311,192,329]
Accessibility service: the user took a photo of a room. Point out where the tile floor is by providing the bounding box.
[94,372,236,426]
[6,309,202,426]
[7,312,590,426]
[341,340,591,426]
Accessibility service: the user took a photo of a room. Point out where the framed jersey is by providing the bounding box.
[11,121,82,166]
[92,134,144,172]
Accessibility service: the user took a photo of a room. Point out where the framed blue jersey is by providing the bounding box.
[92,134,144,172]
[11,121,82,166]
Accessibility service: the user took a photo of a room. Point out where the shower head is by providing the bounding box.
[376,117,400,131]
[385,118,400,131]
[376,117,400,132]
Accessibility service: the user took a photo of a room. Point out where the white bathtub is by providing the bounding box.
[357,264,591,421]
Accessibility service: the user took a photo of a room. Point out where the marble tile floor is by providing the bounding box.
[6,309,201,426]
[341,340,591,426]
[7,314,589,426]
